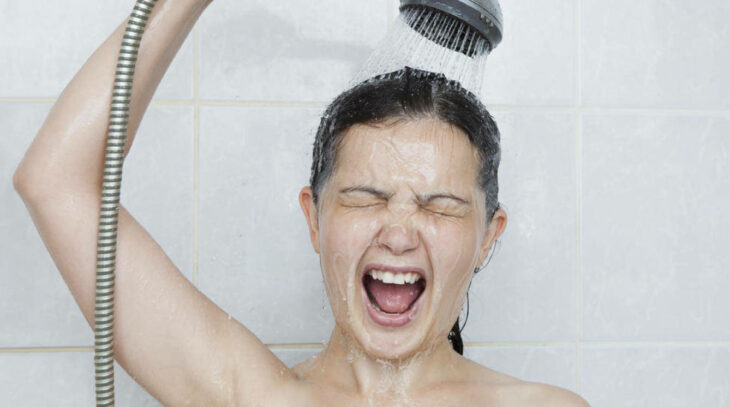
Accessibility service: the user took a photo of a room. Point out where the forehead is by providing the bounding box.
[333,119,481,189]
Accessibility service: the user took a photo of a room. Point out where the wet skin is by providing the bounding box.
[289,119,587,405]
[294,118,536,405]
[301,118,501,362]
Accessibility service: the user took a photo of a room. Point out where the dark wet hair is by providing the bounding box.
[309,67,501,355]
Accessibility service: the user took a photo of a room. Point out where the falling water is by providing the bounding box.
[351,6,492,97]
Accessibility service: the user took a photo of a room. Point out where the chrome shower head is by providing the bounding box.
[400,0,503,56]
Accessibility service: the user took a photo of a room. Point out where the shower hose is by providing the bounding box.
[95,0,157,405]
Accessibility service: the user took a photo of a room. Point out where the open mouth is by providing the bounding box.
[362,267,427,327]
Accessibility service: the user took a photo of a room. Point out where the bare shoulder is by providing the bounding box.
[462,358,590,406]
[505,381,591,407]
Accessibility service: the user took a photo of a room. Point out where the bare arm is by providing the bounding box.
[15,0,202,190]
[13,1,291,405]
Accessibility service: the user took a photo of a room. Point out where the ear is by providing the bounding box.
[477,208,508,267]
[299,186,320,254]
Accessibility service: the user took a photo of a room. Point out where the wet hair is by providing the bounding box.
[309,67,501,355]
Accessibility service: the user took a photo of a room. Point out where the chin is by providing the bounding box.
[357,328,428,361]
[347,298,434,360]
[340,264,441,361]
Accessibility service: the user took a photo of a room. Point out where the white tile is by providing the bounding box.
[0,104,194,347]
[388,0,400,23]
[582,344,730,407]
[120,105,195,279]
[271,347,323,369]
[582,113,730,340]
[482,0,576,106]
[0,0,193,99]
[581,0,730,109]
[0,352,95,406]
[462,110,577,342]
[198,0,574,105]
[465,345,577,392]
[0,103,91,346]
[198,0,390,102]
[198,105,333,344]
[0,352,160,407]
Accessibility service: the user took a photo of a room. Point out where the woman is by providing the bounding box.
[12,0,589,405]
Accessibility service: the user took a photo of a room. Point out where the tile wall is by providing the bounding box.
[1,0,728,405]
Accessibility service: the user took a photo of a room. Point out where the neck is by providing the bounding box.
[300,324,463,399]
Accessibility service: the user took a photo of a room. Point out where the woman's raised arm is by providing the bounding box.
[12,1,292,405]
[14,0,207,191]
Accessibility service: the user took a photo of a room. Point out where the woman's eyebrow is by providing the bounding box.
[419,193,470,205]
[338,185,392,199]
[339,186,469,205]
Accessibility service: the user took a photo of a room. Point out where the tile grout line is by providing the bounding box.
[0,346,94,353]
[387,0,395,25]
[192,23,201,287]
[0,97,56,103]
[575,0,584,396]
[197,99,327,108]
[3,97,730,116]
[5,340,730,354]
[267,343,326,350]
[575,119,584,394]
[468,340,730,347]
[466,341,577,347]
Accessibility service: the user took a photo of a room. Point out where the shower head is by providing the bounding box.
[400,0,503,56]
[351,0,503,97]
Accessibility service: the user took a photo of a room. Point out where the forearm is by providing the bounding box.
[14,0,211,198]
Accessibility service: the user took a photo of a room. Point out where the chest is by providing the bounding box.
[265,381,505,407]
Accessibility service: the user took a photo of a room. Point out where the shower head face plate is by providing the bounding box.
[400,0,503,54]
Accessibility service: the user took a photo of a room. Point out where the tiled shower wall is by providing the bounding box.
[2,0,729,405]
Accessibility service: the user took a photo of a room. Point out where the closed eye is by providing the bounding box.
[421,206,461,218]
[418,195,470,218]
[338,185,391,209]
[342,201,384,208]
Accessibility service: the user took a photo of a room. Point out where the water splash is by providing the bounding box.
[351,6,492,97]
[364,339,442,406]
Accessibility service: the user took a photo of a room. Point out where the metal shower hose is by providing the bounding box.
[95,0,157,405]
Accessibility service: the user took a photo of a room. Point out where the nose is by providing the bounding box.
[374,220,420,255]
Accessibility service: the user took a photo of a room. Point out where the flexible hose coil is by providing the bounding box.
[95,1,157,405]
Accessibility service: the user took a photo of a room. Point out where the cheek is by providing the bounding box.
[420,216,481,326]
[317,211,382,305]
[420,215,480,274]
[320,211,382,262]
